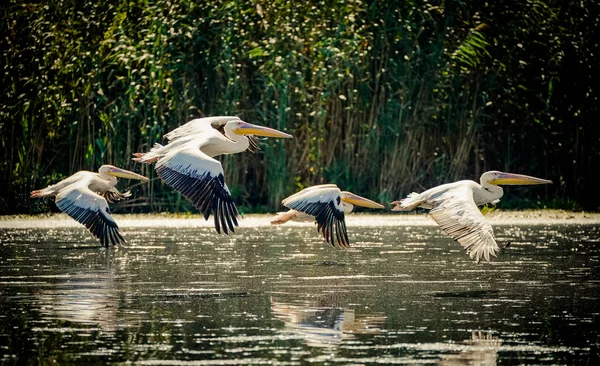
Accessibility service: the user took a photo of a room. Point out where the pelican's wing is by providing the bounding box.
[429,185,499,263]
[55,181,125,247]
[282,184,339,203]
[282,186,349,247]
[164,116,240,142]
[155,141,238,234]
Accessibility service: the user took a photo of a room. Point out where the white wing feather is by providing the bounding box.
[155,139,239,234]
[281,184,338,204]
[282,185,340,206]
[428,185,499,263]
[55,179,125,247]
[164,116,240,142]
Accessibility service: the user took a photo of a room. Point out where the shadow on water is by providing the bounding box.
[163,292,254,299]
[434,290,501,298]
[0,220,599,364]
[293,260,348,267]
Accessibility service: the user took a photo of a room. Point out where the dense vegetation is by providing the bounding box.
[1,0,598,214]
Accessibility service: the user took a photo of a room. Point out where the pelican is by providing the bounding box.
[30,165,149,247]
[272,184,384,247]
[133,116,293,234]
[391,171,552,262]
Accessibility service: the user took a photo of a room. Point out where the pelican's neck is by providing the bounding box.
[341,202,354,214]
[98,172,118,188]
[477,178,503,205]
[223,123,250,154]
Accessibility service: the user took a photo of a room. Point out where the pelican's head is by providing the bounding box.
[482,171,552,186]
[230,120,293,138]
[340,191,385,209]
[99,165,149,181]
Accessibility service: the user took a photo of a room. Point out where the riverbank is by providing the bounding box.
[1,210,599,229]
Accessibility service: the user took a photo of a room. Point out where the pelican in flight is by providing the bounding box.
[272,184,384,247]
[30,165,149,247]
[133,116,292,234]
[391,171,552,262]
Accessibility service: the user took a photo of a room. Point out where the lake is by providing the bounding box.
[1,213,599,364]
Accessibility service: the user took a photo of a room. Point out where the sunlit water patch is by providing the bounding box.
[0,214,599,364]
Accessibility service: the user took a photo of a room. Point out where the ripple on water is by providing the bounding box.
[0,217,598,363]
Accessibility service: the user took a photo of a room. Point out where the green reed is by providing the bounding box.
[1,0,598,214]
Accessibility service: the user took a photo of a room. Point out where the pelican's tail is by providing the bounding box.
[390,192,422,211]
[270,210,299,225]
[132,143,164,163]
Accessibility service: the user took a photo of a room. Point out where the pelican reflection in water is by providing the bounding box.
[439,331,502,366]
[271,295,385,347]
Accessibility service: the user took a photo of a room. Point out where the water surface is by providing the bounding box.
[1,214,599,364]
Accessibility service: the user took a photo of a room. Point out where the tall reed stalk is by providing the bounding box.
[1,0,598,214]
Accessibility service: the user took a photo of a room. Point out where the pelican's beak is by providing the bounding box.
[233,121,293,138]
[489,172,552,186]
[108,167,150,181]
[341,192,385,209]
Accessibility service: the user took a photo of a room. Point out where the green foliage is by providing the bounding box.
[1,0,598,214]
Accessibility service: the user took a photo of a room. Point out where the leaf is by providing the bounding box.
[249,47,265,58]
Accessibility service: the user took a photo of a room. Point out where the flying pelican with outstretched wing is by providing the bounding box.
[31,165,149,247]
[391,171,552,262]
[133,116,293,234]
[272,184,384,247]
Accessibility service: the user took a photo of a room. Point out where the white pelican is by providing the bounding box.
[272,184,384,247]
[30,165,149,247]
[133,116,292,234]
[391,171,552,262]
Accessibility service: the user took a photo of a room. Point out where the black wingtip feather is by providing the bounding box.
[157,166,239,235]
[58,200,125,248]
[286,200,349,248]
